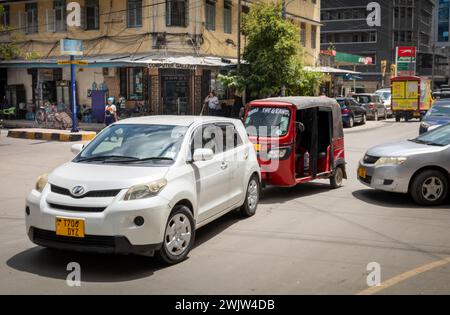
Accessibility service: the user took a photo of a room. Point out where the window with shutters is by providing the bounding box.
[25,3,38,34]
[86,0,99,30]
[223,0,232,34]
[205,0,216,30]
[54,0,67,32]
[166,0,188,27]
[127,0,142,28]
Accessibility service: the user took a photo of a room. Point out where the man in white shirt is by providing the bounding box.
[204,91,220,116]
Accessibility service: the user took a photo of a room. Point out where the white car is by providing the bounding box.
[26,116,261,264]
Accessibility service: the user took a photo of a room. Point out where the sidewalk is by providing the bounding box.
[0,119,105,132]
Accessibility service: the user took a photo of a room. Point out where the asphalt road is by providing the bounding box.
[1,119,450,295]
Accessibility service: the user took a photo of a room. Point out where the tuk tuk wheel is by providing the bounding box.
[330,166,344,189]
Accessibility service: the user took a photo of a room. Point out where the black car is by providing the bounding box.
[352,94,387,121]
[336,98,367,128]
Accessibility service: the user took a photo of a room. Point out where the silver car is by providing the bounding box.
[358,124,450,206]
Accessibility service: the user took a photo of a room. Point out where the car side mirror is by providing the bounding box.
[71,144,84,155]
[192,148,214,162]
[297,122,305,133]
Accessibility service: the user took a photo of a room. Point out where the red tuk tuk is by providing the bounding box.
[244,97,346,188]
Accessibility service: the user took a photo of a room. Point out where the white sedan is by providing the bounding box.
[26,116,261,264]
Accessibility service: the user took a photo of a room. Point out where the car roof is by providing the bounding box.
[250,96,338,110]
[115,115,241,127]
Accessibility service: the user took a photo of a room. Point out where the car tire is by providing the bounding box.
[361,114,367,125]
[156,205,195,265]
[395,115,401,122]
[374,111,379,121]
[240,174,260,217]
[330,166,344,189]
[410,170,448,206]
[384,110,387,120]
[348,116,354,128]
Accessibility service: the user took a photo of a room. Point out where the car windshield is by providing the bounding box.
[245,107,291,137]
[354,95,371,104]
[75,124,188,165]
[412,124,450,146]
[427,105,450,117]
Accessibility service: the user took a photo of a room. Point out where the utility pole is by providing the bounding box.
[237,0,242,71]
[432,44,436,90]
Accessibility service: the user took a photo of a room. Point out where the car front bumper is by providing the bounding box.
[357,160,411,193]
[25,187,171,255]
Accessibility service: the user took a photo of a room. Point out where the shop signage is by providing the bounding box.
[57,60,88,65]
[149,63,197,70]
[395,46,416,76]
[60,39,83,56]
[335,52,373,65]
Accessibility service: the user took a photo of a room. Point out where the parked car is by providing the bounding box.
[352,94,387,121]
[358,123,450,206]
[375,88,393,117]
[420,101,450,134]
[336,97,367,128]
[25,116,261,264]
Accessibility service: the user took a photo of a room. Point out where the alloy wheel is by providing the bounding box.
[421,177,444,202]
[247,178,259,212]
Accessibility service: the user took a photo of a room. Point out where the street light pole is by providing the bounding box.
[432,44,436,91]
[237,0,241,71]
[281,0,286,96]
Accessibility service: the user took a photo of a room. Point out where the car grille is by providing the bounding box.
[51,185,121,198]
[33,228,115,248]
[363,155,380,164]
[48,203,106,213]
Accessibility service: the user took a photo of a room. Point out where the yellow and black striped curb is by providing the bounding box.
[7,129,96,142]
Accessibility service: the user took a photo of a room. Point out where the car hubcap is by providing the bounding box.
[350,118,354,127]
[422,177,444,202]
[164,213,192,256]
[335,168,343,185]
[247,179,259,211]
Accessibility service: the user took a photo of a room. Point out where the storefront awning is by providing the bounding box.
[304,66,361,75]
[0,54,238,69]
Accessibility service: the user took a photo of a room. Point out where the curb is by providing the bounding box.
[7,129,96,142]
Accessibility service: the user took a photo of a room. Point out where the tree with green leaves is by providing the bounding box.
[0,5,21,60]
[218,2,323,98]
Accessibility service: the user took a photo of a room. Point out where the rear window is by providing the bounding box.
[354,95,371,104]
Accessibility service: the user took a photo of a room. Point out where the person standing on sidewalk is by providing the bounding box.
[204,91,220,116]
[105,97,118,126]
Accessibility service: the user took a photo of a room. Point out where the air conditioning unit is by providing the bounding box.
[103,67,116,77]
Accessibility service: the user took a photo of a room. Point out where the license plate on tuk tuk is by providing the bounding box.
[55,217,85,238]
[358,167,367,179]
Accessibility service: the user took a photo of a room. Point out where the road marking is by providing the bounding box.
[357,257,450,295]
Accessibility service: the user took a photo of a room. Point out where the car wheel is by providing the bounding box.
[240,174,260,217]
[384,110,387,120]
[410,170,448,206]
[395,115,401,122]
[156,205,195,264]
[374,111,379,121]
[330,166,344,189]
[348,116,354,128]
[361,114,367,125]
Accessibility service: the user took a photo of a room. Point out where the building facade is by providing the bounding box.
[0,0,321,119]
[321,0,447,93]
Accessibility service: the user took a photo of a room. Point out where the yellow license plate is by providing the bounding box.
[358,167,367,179]
[254,143,261,152]
[56,217,85,238]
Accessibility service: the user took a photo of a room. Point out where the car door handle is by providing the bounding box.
[244,152,249,160]
[221,162,228,170]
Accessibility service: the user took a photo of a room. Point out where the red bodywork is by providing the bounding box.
[245,101,345,187]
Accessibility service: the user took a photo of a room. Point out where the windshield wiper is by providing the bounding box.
[77,155,140,163]
[122,156,175,163]
[409,139,444,146]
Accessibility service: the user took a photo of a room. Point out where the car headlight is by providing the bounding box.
[35,173,48,193]
[267,148,290,160]
[123,179,167,201]
[375,157,407,166]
